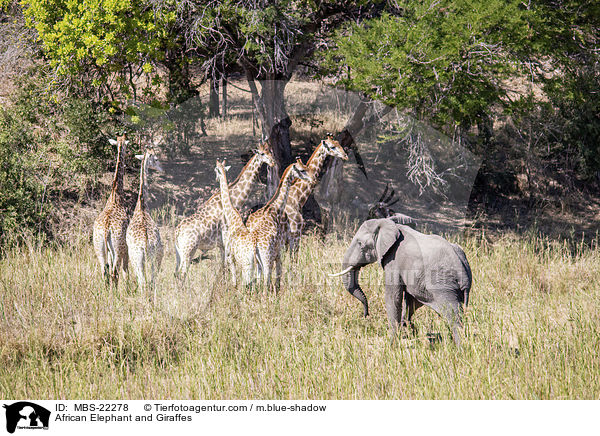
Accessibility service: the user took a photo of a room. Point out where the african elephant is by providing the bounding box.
[330,218,472,345]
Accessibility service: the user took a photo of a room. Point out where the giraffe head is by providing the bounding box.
[214,159,231,182]
[289,158,312,183]
[108,135,129,194]
[109,135,130,150]
[253,140,276,168]
[321,134,348,161]
[136,145,164,173]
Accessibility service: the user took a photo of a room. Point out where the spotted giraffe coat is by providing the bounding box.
[281,136,348,254]
[174,143,274,277]
[126,148,164,295]
[215,160,258,286]
[246,159,311,289]
[92,136,129,284]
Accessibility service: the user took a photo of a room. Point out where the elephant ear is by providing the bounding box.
[374,219,400,265]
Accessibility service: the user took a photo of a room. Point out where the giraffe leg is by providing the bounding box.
[149,257,158,305]
[289,232,301,263]
[274,252,282,293]
[174,242,183,278]
[176,242,194,281]
[129,246,146,292]
[227,251,237,286]
[287,215,303,262]
[93,228,105,264]
[220,225,230,267]
[93,228,110,285]
[150,243,163,304]
[218,244,228,277]
[257,245,272,294]
[240,248,255,288]
[119,239,130,287]
[179,246,190,278]
[106,231,120,288]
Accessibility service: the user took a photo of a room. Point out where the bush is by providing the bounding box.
[0,107,49,248]
[0,67,114,249]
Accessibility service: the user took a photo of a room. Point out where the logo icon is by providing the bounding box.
[3,402,50,434]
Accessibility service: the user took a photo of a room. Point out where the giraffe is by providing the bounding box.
[174,141,274,278]
[246,158,311,290]
[282,134,348,256]
[214,160,258,287]
[92,135,130,285]
[126,146,164,301]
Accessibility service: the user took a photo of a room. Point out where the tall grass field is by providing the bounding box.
[1,215,599,399]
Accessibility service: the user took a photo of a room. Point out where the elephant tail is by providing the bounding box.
[450,242,472,309]
[458,269,471,309]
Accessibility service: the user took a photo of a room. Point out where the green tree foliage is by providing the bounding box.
[536,1,600,178]
[0,67,113,248]
[328,0,600,182]
[175,0,318,78]
[327,0,534,132]
[0,107,48,248]
[21,0,177,104]
[169,0,374,191]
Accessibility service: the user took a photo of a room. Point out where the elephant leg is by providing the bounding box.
[384,283,402,342]
[400,291,422,336]
[428,299,464,346]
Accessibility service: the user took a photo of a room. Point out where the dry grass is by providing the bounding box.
[1,217,599,399]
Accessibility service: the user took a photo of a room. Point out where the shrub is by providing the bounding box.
[0,67,114,249]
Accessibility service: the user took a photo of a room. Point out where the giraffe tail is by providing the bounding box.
[105,229,116,273]
[254,245,263,281]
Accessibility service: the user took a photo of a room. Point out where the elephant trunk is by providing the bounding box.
[341,267,369,317]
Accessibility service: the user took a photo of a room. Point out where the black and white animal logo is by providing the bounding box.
[3,402,50,433]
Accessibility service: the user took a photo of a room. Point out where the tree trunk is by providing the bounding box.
[246,77,293,197]
[266,115,293,198]
[165,49,197,105]
[221,76,228,118]
[209,77,220,117]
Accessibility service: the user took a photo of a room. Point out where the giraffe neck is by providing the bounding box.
[229,154,263,209]
[306,143,328,178]
[292,143,328,207]
[264,166,296,219]
[134,154,148,214]
[110,139,126,201]
[217,170,244,231]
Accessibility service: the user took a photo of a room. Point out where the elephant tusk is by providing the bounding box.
[328,266,354,277]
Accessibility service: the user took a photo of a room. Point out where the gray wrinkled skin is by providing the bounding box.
[339,218,472,345]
